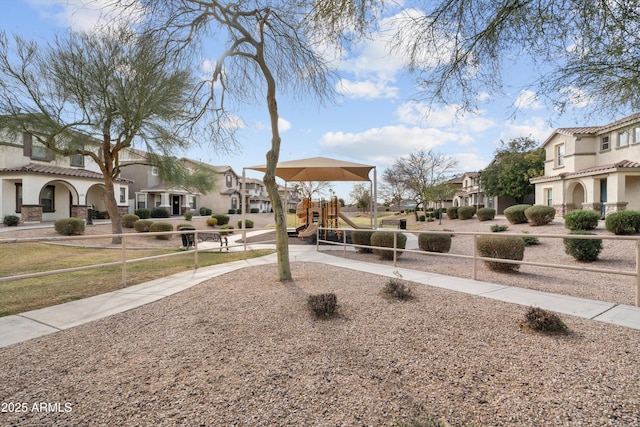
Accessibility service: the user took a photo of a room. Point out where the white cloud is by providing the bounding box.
[496,117,554,146]
[559,86,593,109]
[25,0,143,32]
[395,102,496,135]
[319,125,466,168]
[337,79,399,99]
[514,89,543,110]
[278,117,291,132]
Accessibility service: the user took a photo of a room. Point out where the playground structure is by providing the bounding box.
[295,196,360,240]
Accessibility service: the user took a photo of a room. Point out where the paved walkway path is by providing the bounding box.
[2,231,639,349]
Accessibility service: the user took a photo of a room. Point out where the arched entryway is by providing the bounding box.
[566,180,586,210]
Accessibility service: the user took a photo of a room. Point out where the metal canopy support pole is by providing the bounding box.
[373,166,378,229]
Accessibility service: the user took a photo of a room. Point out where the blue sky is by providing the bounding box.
[0,0,609,202]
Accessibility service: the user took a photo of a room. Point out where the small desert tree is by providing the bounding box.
[0,27,215,242]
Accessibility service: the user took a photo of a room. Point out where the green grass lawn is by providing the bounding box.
[0,243,273,317]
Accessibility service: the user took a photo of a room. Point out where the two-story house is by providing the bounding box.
[531,112,640,217]
[453,172,486,209]
[0,131,130,223]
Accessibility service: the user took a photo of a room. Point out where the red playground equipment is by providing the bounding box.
[295,196,360,240]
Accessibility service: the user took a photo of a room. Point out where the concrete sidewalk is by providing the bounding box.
[2,239,640,349]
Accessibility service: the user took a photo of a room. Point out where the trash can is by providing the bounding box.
[180,226,196,249]
[399,219,407,230]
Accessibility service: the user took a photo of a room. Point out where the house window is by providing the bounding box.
[70,153,84,167]
[151,167,159,176]
[546,188,553,207]
[555,144,565,167]
[189,196,196,210]
[618,131,628,147]
[226,174,233,188]
[633,127,640,144]
[136,194,146,209]
[601,136,610,151]
[119,188,126,203]
[40,185,55,212]
[231,197,237,209]
[15,183,22,213]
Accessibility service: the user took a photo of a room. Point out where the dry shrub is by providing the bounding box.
[307,293,337,317]
[521,306,567,333]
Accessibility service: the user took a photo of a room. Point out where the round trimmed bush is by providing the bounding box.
[524,205,556,226]
[199,207,212,216]
[476,235,525,272]
[149,222,173,240]
[563,230,603,262]
[370,231,407,260]
[605,210,640,235]
[351,230,374,253]
[237,219,254,229]
[458,206,476,220]
[447,206,459,220]
[564,209,600,231]
[212,214,230,226]
[54,218,85,236]
[150,207,170,218]
[418,233,452,253]
[134,208,150,219]
[504,204,532,224]
[133,219,154,232]
[3,215,20,226]
[476,207,496,221]
[206,217,218,227]
[121,214,140,228]
[184,211,193,221]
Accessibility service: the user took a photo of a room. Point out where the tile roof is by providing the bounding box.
[0,163,133,183]
[531,160,640,182]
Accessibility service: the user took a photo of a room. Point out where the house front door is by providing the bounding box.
[172,195,180,215]
[600,179,607,219]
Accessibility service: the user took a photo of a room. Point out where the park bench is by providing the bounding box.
[380,219,401,228]
[180,228,228,251]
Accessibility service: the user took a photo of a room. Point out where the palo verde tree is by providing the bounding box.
[480,137,545,204]
[389,149,457,220]
[130,0,376,281]
[392,1,640,116]
[0,27,216,242]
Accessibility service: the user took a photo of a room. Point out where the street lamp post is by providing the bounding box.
[86,204,94,226]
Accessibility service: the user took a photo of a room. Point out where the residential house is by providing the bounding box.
[453,172,486,209]
[0,131,130,223]
[531,112,640,217]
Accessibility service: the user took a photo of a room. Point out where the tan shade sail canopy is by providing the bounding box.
[246,156,374,182]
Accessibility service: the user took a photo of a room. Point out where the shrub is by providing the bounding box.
[397,415,450,427]
[133,219,154,232]
[563,230,603,262]
[150,207,170,218]
[446,206,458,219]
[307,293,337,317]
[476,235,525,272]
[490,224,508,232]
[177,223,193,230]
[54,218,85,236]
[199,207,212,216]
[419,214,426,222]
[563,209,600,231]
[121,214,139,228]
[237,219,254,229]
[3,215,19,226]
[228,209,236,214]
[149,222,173,240]
[476,207,496,221]
[250,208,260,213]
[382,279,413,301]
[524,205,556,226]
[503,204,531,224]
[605,210,640,235]
[418,233,452,253]
[457,206,476,220]
[351,230,374,253]
[206,217,218,227]
[219,224,234,235]
[371,231,407,260]
[521,307,567,333]
[288,208,296,214]
[521,231,540,246]
[134,208,151,219]
[212,214,230,225]
[184,211,193,221]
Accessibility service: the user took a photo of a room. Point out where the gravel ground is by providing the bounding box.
[1,215,639,426]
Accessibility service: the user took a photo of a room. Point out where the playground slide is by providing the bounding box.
[298,223,318,238]
[338,213,361,229]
